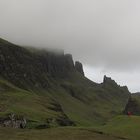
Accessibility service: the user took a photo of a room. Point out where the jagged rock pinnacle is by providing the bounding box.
[75,61,84,76]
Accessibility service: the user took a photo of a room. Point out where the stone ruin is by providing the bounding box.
[0,113,27,128]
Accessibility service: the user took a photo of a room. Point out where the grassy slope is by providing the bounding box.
[0,79,129,140]
[0,78,61,127]
[0,70,130,127]
[52,72,130,126]
[97,115,140,140]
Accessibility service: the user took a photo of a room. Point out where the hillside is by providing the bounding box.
[124,93,140,115]
[0,38,130,128]
[98,115,140,140]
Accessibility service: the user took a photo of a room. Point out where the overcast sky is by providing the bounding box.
[0,0,140,92]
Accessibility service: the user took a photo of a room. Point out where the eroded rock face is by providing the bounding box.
[64,54,75,69]
[0,113,27,128]
[0,40,77,90]
[75,61,84,76]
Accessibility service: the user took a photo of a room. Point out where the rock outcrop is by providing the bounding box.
[103,75,118,86]
[0,39,80,90]
[103,75,130,92]
[0,113,26,128]
[75,61,84,76]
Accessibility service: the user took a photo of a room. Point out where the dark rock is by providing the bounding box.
[102,75,130,93]
[103,75,117,86]
[0,39,77,90]
[0,113,27,128]
[75,61,84,76]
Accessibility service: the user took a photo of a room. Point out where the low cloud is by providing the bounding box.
[0,0,140,92]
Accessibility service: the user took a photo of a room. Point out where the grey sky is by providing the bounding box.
[0,0,140,92]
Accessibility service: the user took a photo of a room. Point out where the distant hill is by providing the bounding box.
[0,38,130,128]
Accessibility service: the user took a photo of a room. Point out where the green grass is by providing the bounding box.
[0,77,134,140]
[50,72,130,126]
[0,79,61,125]
[97,115,140,140]
[0,127,126,140]
[0,72,130,127]
[0,38,135,139]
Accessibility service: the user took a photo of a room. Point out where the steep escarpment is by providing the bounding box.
[0,38,131,128]
[75,61,84,76]
[0,39,84,90]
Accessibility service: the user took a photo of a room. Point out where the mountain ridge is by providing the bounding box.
[0,38,131,128]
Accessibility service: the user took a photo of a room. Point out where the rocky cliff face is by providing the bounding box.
[75,61,84,76]
[103,75,118,86]
[0,38,82,90]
